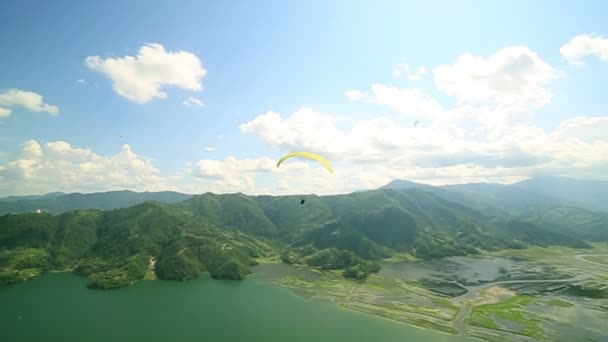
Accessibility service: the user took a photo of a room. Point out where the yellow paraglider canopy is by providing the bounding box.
[276,151,333,173]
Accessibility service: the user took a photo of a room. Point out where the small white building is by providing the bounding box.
[35,209,42,214]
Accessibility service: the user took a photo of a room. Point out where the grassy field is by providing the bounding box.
[546,298,574,307]
[470,295,544,338]
[270,267,461,334]
[584,255,608,265]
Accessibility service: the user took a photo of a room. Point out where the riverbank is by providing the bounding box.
[252,244,608,342]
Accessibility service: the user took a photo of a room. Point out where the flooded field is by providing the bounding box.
[253,244,608,342]
[381,256,557,285]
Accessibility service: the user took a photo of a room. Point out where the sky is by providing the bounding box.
[1,0,608,196]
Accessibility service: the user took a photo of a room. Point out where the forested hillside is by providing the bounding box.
[2,185,604,289]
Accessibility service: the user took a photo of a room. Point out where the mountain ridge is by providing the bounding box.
[0,190,194,215]
[2,185,603,289]
[383,176,608,213]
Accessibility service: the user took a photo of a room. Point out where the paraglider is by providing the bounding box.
[276,151,333,173]
[277,151,332,205]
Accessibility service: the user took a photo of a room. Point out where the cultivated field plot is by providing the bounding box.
[254,244,608,342]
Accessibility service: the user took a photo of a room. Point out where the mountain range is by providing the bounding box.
[0,176,606,289]
[382,176,608,213]
[0,190,193,215]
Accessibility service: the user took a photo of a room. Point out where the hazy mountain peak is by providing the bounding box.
[381,179,432,190]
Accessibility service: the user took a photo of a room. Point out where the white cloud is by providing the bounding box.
[278,179,289,190]
[191,156,276,179]
[2,42,605,196]
[20,140,43,159]
[0,141,253,196]
[0,108,11,118]
[188,156,281,193]
[240,108,347,155]
[368,83,444,117]
[85,43,207,104]
[2,111,607,196]
[433,46,556,112]
[348,84,444,118]
[560,34,608,66]
[239,106,608,192]
[0,141,172,195]
[393,62,427,80]
[189,154,352,195]
[345,89,368,101]
[76,79,86,84]
[183,96,204,107]
[0,89,59,117]
[552,116,608,143]
[203,146,217,152]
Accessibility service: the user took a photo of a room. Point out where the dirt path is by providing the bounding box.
[575,254,608,267]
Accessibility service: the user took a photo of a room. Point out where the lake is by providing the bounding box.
[0,273,473,342]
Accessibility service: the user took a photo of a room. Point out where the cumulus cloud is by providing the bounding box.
[433,46,556,112]
[189,155,377,195]
[560,34,608,66]
[393,62,427,80]
[191,157,275,179]
[203,146,217,152]
[240,108,347,155]
[3,112,607,196]
[347,83,444,118]
[552,116,608,143]
[85,43,206,104]
[183,96,204,107]
[0,141,173,195]
[0,141,279,196]
[0,89,59,117]
[345,89,368,101]
[239,106,608,190]
[188,156,290,193]
[3,42,605,196]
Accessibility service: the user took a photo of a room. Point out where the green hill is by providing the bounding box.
[1,186,604,289]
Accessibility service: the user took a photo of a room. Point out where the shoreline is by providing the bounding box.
[249,249,608,342]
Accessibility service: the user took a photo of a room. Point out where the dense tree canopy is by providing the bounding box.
[0,188,603,288]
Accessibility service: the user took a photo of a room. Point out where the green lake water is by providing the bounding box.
[0,273,471,342]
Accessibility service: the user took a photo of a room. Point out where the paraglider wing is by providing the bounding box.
[276,151,334,173]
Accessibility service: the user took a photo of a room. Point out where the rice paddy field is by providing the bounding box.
[252,243,608,342]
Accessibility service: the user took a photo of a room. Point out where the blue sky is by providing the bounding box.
[1,0,607,195]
